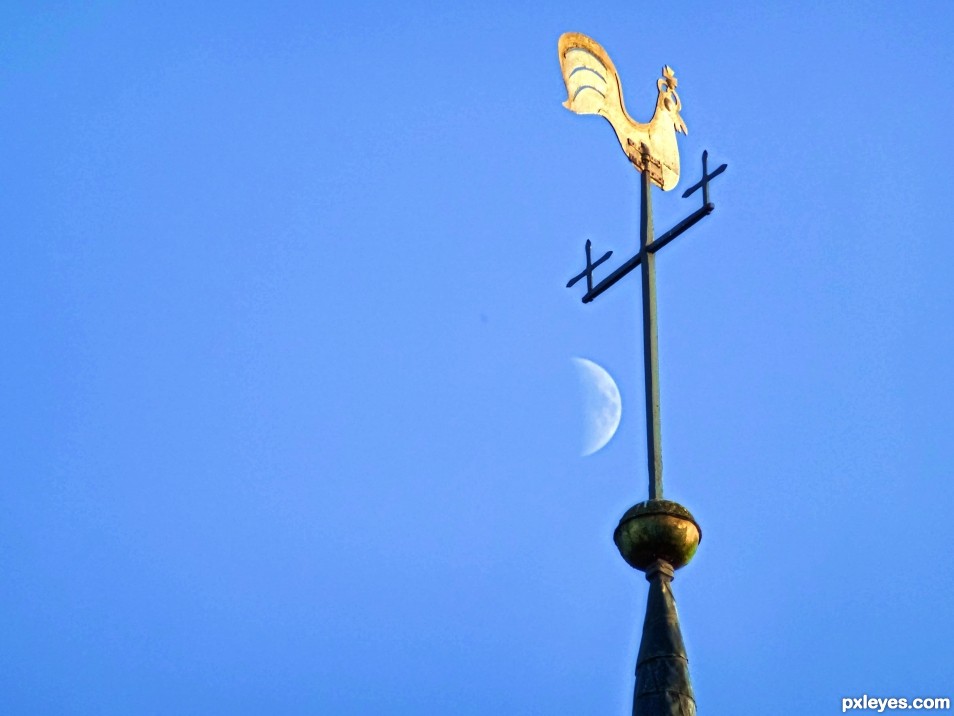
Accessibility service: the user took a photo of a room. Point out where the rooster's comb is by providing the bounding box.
[662,65,678,89]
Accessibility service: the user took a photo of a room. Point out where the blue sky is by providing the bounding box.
[2,2,953,714]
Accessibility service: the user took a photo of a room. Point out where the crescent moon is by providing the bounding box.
[573,357,622,457]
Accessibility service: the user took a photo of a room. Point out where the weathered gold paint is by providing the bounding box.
[613,499,701,570]
[558,32,686,190]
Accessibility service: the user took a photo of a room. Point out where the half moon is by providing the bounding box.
[573,357,622,457]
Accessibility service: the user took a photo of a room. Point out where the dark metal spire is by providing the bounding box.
[566,151,725,715]
[634,561,695,716]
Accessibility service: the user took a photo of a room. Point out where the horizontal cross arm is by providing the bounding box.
[582,250,642,303]
[645,202,714,255]
[581,202,716,304]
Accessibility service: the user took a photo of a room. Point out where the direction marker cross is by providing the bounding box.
[681,149,727,204]
[567,146,727,499]
[566,239,613,293]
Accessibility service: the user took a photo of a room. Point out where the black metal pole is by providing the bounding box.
[639,166,663,500]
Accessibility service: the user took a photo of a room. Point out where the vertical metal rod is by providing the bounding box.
[585,239,593,294]
[701,150,709,207]
[639,168,663,500]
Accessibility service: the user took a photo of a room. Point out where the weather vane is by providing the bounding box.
[558,31,728,716]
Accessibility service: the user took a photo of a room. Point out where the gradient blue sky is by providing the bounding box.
[2,2,953,714]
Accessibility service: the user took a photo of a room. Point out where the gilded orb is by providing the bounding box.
[613,499,701,571]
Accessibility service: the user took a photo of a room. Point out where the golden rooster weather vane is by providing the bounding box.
[558,31,729,716]
[558,32,688,190]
